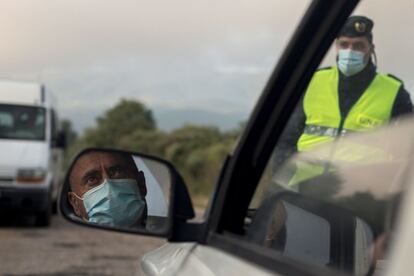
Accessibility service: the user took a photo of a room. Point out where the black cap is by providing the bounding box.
[338,15,374,42]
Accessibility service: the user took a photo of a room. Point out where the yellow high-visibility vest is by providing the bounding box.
[288,67,401,186]
[297,67,401,152]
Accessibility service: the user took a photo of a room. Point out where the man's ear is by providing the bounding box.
[369,43,375,55]
[136,171,147,197]
[369,44,376,65]
[68,192,83,217]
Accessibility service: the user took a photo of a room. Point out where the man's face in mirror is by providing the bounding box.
[68,150,147,227]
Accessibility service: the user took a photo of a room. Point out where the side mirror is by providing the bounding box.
[55,131,67,149]
[247,192,378,275]
[59,148,195,236]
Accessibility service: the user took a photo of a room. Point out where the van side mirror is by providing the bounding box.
[59,148,195,236]
[54,131,67,149]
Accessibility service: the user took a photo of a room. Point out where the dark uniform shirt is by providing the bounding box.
[273,62,414,170]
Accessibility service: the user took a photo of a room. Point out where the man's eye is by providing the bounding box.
[339,42,349,48]
[86,176,97,184]
[111,167,126,178]
[353,43,366,51]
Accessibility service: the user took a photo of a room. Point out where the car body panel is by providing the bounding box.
[141,243,196,276]
[141,242,274,276]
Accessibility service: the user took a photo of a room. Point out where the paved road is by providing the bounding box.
[0,214,165,276]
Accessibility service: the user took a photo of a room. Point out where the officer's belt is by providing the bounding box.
[304,125,353,137]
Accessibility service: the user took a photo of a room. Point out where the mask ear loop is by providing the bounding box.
[70,191,88,221]
[372,50,377,67]
[370,41,377,67]
[72,192,83,201]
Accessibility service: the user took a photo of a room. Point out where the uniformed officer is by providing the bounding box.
[274,15,413,185]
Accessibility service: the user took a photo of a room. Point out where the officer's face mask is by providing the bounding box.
[337,49,367,77]
[74,178,145,228]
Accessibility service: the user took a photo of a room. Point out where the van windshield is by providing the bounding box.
[0,104,46,141]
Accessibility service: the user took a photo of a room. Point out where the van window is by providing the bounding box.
[0,104,46,141]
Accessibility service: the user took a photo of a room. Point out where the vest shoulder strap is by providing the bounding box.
[375,73,403,92]
[310,67,336,82]
[316,66,332,72]
[386,73,404,85]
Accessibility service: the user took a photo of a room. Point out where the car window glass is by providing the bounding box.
[0,1,312,210]
[278,201,331,266]
[244,1,414,275]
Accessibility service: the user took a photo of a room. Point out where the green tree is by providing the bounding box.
[161,124,237,199]
[118,130,167,156]
[83,99,156,147]
[66,100,243,206]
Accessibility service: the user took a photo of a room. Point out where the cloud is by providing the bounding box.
[8,0,413,132]
[215,65,266,75]
[0,1,302,72]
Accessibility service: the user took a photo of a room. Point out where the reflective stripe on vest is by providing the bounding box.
[297,67,401,152]
[303,125,355,137]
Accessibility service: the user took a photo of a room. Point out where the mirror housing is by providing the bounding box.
[59,148,194,237]
[247,192,378,275]
[53,130,67,149]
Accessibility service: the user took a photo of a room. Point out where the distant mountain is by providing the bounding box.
[154,109,246,132]
[62,109,101,134]
[64,107,247,135]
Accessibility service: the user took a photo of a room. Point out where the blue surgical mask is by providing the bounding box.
[337,49,366,77]
[74,178,145,228]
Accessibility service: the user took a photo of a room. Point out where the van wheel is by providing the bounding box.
[35,208,51,227]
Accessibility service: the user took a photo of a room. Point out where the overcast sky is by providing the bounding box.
[0,0,413,132]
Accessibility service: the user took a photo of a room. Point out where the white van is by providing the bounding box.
[0,80,65,226]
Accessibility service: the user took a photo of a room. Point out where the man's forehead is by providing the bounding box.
[79,151,127,164]
[337,36,370,43]
[71,152,131,179]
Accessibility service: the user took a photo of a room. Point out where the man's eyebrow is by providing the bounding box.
[107,164,123,169]
[107,164,131,173]
[354,42,365,46]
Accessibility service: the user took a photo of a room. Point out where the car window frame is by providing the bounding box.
[199,0,362,274]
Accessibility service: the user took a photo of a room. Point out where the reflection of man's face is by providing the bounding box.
[68,151,147,219]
